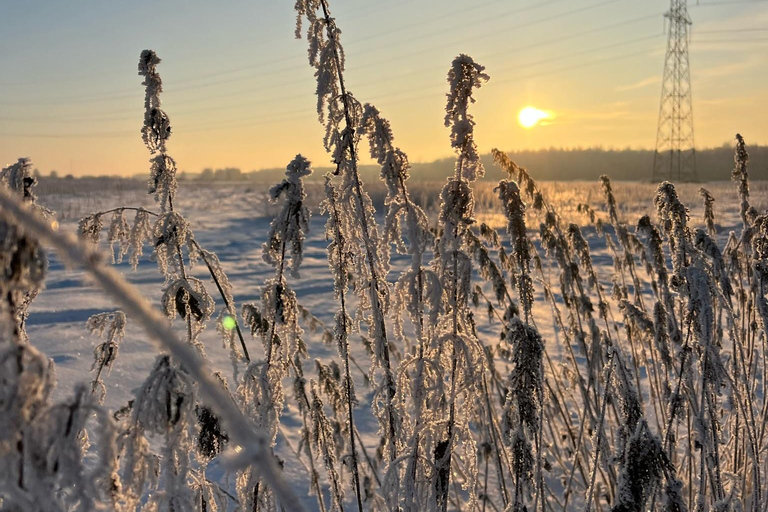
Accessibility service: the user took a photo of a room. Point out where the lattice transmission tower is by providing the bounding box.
[653,0,697,182]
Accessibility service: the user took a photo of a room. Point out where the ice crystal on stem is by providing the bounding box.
[87,311,126,399]
[358,103,440,510]
[1,165,120,511]
[319,174,365,511]
[263,154,312,278]
[431,54,490,512]
[1,159,49,320]
[733,133,750,233]
[239,154,313,511]
[138,49,171,156]
[445,55,489,182]
[295,0,400,487]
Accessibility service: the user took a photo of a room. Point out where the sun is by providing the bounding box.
[518,106,551,129]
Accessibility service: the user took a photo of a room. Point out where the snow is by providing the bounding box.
[22,177,758,510]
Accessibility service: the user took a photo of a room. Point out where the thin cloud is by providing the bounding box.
[616,76,660,92]
[696,7,768,33]
[698,95,757,107]
[695,54,763,79]
[562,110,631,122]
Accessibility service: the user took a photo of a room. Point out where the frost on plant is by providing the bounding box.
[263,154,312,278]
[295,0,401,486]
[87,311,126,398]
[138,49,172,156]
[4,4,768,512]
[445,55,489,182]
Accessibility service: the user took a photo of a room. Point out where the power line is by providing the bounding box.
[9,32,762,135]
[176,34,664,132]
[175,0,603,92]
[0,130,136,139]
[350,0,570,49]
[214,45,663,130]
[695,26,768,33]
[163,37,765,132]
[2,30,664,128]
[694,0,768,6]
[0,0,560,93]
[0,0,630,106]
[4,0,765,137]
[494,47,658,87]
[478,12,661,61]
[653,0,697,182]
[3,43,665,139]
[692,36,768,41]
[4,0,766,105]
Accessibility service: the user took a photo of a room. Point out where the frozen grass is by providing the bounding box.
[2,1,768,511]
[5,154,768,512]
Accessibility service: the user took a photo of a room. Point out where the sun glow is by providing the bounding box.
[518,106,551,129]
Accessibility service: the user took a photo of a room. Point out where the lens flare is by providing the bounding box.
[221,315,237,331]
[518,106,551,129]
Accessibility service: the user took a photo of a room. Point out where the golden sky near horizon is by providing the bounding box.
[2,0,768,176]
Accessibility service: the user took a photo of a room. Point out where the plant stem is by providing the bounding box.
[319,0,398,465]
[327,181,364,512]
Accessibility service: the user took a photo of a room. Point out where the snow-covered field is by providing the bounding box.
[32,179,752,403]
[22,176,763,510]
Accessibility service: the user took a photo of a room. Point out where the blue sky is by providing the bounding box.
[1,0,767,175]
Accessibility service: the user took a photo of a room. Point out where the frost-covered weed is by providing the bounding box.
[700,187,717,238]
[3,2,768,511]
[2,49,300,512]
[320,174,366,511]
[238,154,313,511]
[425,54,492,512]
[295,2,400,482]
[87,311,126,398]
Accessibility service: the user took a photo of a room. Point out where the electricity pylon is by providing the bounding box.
[652,0,697,182]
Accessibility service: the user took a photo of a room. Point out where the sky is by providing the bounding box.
[1,0,767,177]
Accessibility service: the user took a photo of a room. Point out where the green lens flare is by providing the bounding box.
[222,315,237,331]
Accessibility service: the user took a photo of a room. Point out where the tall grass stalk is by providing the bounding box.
[4,1,768,509]
[294,0,400,472]
[0,184,306,511]
[322,174,365,511]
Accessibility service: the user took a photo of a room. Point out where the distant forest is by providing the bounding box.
[108,145,766,184]
[244,145,768,184]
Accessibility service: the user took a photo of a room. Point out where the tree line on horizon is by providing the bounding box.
[204,143,768,183]
[37,143,768,183]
